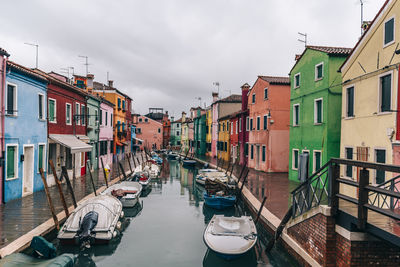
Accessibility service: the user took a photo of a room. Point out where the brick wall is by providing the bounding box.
[287,213,336,266]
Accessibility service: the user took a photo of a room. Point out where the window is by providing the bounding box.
[256,116,260,130]
[245,143,248,156]
[293,104,300,126]
[81,152,85,167]
[6,83,17,116]
[223,123,225,132]
[239,118,242,132]
[6,145,18,180]
[139,118,142,122]
[81,105,86,125]
[117,121,121,132]
[224,142,227,152]
[250,118,253,131]
[315,63,323,80]
[48,99,56,123]
[246,117,249,131]
[158,128,161,133]
[313,150,322,172]
[75,103,80,125]
[236,121,238,134]
[231,122,233,134]
[314,98,323,124]
[95,110,98,125]
[38,94,45,120]
[118,98,121,109]
[176,131,180,136]
[380,73,392,112]
[105,111,108,126]
[100,110,103,125]
[136,128,141,134]
[145,118,148,122]
[38,144,45,172]
[110,114,113,125]
[66,103,71,125]
[264,88,268,99]
[226,122,229,132]
[292,149,299,170]
[122,100,125,110]
[250,144,254,159]
[262,146,266,162]
[346,86,354,117]
[263,115,268,130]
[384,17,395,46]
[375,149,386,184]
[294,73,300,88]
[345,147,353,178]
[252,93,256,104]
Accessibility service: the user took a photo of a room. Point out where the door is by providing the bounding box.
[23,145,34,195]
[256,145,260,169]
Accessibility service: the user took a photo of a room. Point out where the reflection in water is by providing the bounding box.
[51,156,299,267]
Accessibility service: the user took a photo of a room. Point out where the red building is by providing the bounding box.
[229,113,239,163]
[34,70,92,184]
[234,83,250,165]
[163,113,171,148]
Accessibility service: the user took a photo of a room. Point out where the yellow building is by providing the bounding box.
[93,81,128,155]
[339,0,400,196]
[217,115,231,162]
[205,107,212,157]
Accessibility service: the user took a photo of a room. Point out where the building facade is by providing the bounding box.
[133,115,163,150]
[288,46,351,181]
[86,95,100,169]
[170,117,182,147]
[247,76,290,172]
[194,109,207,156]
[99,99,114,168]
[205,107,212,157]
[217,115,231,162]
[4,62,48,202]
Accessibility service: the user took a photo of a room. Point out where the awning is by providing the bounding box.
[132,137,144,143]
[49,134,92,153]
[76,135,90,143]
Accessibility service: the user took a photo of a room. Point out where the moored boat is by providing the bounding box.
[203,215,257,260]
[167,152,178,160]
[203,192,236,210]
[57,195,123,247]
[101,181,142,208]
[182,159,196,167]
[0,253,76,267]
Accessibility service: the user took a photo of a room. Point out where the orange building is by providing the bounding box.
[247,76,290,172]
[93,80,129,155]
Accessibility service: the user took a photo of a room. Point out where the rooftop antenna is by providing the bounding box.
[360,0,364,36]
[69,66,75,76]
[24,42,39,68]
[298,32,307,47]
[78,55,90,75]
[195,97,202,107]
[213,82,220,96]
[60,67,70,81]
[107,71,110,82]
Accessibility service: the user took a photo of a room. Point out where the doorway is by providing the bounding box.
[23,145,34,196]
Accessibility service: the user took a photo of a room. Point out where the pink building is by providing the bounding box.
[133,115,163,150]
[247,76,290,172]
[99,99,114,167]
[0,47,10,204]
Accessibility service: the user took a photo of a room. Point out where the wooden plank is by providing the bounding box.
[49,160,69,218]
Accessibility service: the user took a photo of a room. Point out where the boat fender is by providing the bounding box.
[113,230,118,238]
[116,221,122,231]
[120,211,125,219]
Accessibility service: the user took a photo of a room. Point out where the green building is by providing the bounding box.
[170,117,182,147]
[86,95,101,169]
[194,110,207,156]
[288,45,351,181]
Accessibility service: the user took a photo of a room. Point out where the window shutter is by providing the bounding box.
[7,147,15,178]
[315,152,321,170]
[317,100,322,123]
[381,74,391,112]
[7,85,14,115]
[385,18,394,45]
[347,87,354,117]
[49,101,54,121]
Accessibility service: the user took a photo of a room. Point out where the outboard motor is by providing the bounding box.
[76,211,99,248]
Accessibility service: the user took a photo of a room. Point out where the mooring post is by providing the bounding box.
[127,153,133,174]
[358,168,369,230]
[141,153,144,166]
[237,163,247,184]
[132,152,137,168]
[87,160,97,196]
[61,166,77,208]
[49,160,69,218]
[255,196,268,225]
[39,168,60,230]
[238,169,249,197]
[116,157,122,180]
[119,161,128,180]
[329,163,340,216]
[100,157,109,188]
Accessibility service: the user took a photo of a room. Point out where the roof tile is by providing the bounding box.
[258,76,290,85]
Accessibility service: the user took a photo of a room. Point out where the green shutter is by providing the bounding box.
[381,74,391,112]
[385,18,394,45]
[7,84,14,115]
[262,146,266,161]
[38,145,43,171]
[317,100,322,123]
[317,65,323,79]
[315,152,321,171]
[7,146,15,179]
[376,150,386,184]
[294,150,298,169]
[49,100,54,121]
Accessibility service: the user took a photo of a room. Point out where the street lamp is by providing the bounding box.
[24,42,39,68]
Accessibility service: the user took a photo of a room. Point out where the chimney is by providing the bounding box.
[295,54,301,61]
[212,92,218,103]
[87,74,94,92]
[241,83,250,111]
[108,80,114,88]
[182,111,186,123]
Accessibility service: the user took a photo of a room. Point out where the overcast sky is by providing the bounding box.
[0,0,383,118]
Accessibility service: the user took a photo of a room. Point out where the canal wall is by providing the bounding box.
[194,156,400,266]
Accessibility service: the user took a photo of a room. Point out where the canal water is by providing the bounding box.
[53,158,299,267]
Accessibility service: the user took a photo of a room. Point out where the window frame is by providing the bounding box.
[252,93,256,104]
[344,146,354,179]
[292,149,299,170]
[75,103,80,125]
[236,120,238,134]
[263,115,268,130]
[256,116,260,131]
[294,73,300,88]
[313,150,322,173]
[293,103,300,126]
[315,62,324,81]
[250,118,253,131]
[5,82,18,116]
[250,144,254,160]
[65,103,72,125]
[6,143,19,180]
[48,98,57,123]
[38,143,46,173]
[264,87,268,99]
[239,118,242,132]
[262,145,266,162]
[314,98,323,124]
[374,148,386,184]
[38,93,45,120]
[345,85,355,118]
[378,71,393,114]
[81,104,86,126]
[383,16,395,48]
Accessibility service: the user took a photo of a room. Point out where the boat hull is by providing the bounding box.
[203,192,236,210]
[182,160,196,167]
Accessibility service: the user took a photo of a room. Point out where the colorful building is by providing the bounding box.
[163,113,171,148]
[86,95,100,169]
[0,47,10,204]
[181,112,190,153]
[170,117,182,147]
[193,108,207,156]
[125,96,133,154]
[217,115,232,161]
[247,76,290,172]
[205,107,212,157]
[4,62,48,202]
[211,93,242,158]
[133,115,163,150]
[339,0,400,193]
[229,112,239,163]
[237,83,250,165]
[34,70,92,185]
[99,98,114,167]
[288,46,351,181]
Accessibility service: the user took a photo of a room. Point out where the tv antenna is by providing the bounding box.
[78,55,90,75]
[24,42,39,68]
[213,81,220,95]
[195,97,202,107]
[360,0,364,36]
[298,32,307,47]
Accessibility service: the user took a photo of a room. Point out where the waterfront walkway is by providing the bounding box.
[197,155,300,220]
[0,154,137,250]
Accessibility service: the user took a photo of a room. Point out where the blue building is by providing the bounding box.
[4,61,48,202]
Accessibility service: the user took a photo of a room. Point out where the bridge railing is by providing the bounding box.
[291,158,400,231]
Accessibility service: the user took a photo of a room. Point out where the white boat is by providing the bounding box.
[196,172,229,185]
[58,195,123,247]
[101,181,142,208]
[199,168,219,173]
[203,215,257,260]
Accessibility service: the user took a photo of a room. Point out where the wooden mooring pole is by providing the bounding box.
[255,196,267,225]
[132,153,137,168]
[39,168,60,230]
[100,157,109,188]
[49,160,69,218]
[61,166,77,208]
[87,160,97,196]
[127,153,133,174]
[119,161,128,180]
